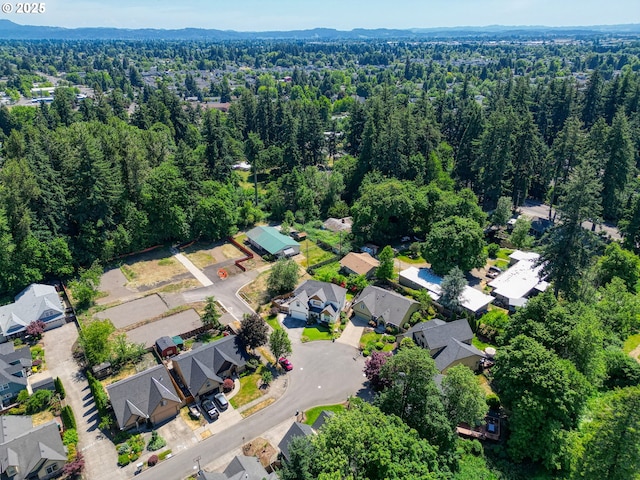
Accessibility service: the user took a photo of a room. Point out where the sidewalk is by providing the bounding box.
[172,249,214,287]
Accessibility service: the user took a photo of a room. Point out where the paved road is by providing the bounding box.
[44,323,123,480]
[136,340,370,480]
[180,269,259,321]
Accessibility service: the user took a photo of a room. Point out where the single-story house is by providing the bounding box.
[399,267,494,316]
[287,280,347,324]
[340,252,379,278]
[0,284,66,343]
[278,422,315,461]
[0,343,32,407]
[156,336,178,358]
[197,455,278,480]
[106,364,182,430]
[352,286,419,331]
[246,226,300,258]
[488,250,548,310]
[399,319,485,372]
[172,335,248,400]
[323,217,352,233]
[0,416,67,480]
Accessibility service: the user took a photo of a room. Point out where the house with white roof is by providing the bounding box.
[0,284,66,343]
[488,250,548,310]
[399,267,494,316]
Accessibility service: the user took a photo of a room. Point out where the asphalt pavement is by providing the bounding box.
[136,340,370,480]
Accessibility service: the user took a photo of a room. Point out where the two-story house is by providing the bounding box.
[288,280,347,324]
[0,343,32,408]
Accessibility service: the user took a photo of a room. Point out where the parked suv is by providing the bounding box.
[201,399,219,420]
[213,392,229,411]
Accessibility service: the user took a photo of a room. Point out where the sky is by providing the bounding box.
[3,0,639,30]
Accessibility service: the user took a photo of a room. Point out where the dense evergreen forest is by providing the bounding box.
[1,37,640,478]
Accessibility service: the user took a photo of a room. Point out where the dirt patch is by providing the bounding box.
[32,410,55,426]
[200,430,212,440]
[179,406,205,430]
[100,353,159,386]
[241,398,276,418]
[242,437,278,467]
[238,271,271,310]
[185,251,217,269]
[120,249,189,288]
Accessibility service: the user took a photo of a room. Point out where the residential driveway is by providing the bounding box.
[172,250,214,287]
[43,323,123,480]
[336,316,367,349]
[136,335,370,480]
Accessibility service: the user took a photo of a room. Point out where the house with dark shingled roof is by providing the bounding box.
[172,335,248,400]
[106,364,182,430]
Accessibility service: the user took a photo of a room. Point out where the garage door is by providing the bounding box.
[290,310,306,321]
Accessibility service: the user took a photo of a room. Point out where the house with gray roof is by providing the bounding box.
[106,364,182,430]
[172,335,248,400]
[287,280,347,324]
[0,416,67,480]
[0,284,65,344]
[352,286,419,330]
[400,319,485,372]
[0,343,32,407]
[278,422,315,461]
[197,455,278,480]
[246,226,300,258]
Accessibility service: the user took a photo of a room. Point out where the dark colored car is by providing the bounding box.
[201,399,219,420]
[213,392,229,411]
[279,357,293,371]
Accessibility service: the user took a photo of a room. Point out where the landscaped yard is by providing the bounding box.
[359,330,396,352]
[472,335,495,351]
[312,261,342,282]
[299,239,335,268]
[303,403,346,426]
[302,323,334,342]
[397,252,426,264]
[230,366,267,409]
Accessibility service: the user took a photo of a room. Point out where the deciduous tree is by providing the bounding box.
[239,313,269,351]
[267,258,299,296]
[269,328,292,361]
[376,245,395,281]
[441,364,488,427]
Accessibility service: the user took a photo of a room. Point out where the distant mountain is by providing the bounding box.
[1,20,639,41]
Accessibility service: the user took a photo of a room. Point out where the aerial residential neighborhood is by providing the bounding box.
[0,4,640,480]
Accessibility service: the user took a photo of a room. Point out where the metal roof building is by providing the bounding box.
[246,226,300,257]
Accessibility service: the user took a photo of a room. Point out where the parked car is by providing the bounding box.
[188,404,201,419]
[279,357,293,371]
[213,392,229,411]
[487,266,502,278]
[201,399,219,420]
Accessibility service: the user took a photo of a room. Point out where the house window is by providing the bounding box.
[296,302,300,307]
[0,383,9,391]
[2,393,12,400]
[161,400,167,406]
[360,304,364,310]
[46,464,59,474]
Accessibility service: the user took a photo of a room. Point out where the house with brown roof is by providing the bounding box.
[340,252,379,278]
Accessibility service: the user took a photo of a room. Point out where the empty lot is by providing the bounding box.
[125,309,202,348]
[95,294,168,329]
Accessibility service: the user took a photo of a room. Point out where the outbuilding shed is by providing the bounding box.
[156,336,178,358]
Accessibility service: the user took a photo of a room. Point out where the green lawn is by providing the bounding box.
[300,240,335,268]
[303,404,346,426]
[302,324,334,342]
[230,366,266,408]
[313,262,342,282]
[623,333,640,355]
[496,248,514,260]
[397,251,425,264]
[265,315,281,331]
[472,335,495,351]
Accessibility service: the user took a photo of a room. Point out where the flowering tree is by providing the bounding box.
[26,320,45,338]
[363,351,392,391]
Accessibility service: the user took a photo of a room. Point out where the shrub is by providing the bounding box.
[26,389,52,414]
[374,342,384,351]
[66,443,77,462]
[147,431,167,452]
[486,393,501,410]
[222,378,234,392]
[63,429,78,446]
[261,369,273,386]
[61,405,76,430]
[246,358,261,371]
[382,335,395,343]
[362,349,370,357]
[63,452,85,478]
[147,454,159,467]
[117,444,131,455]
[487,243,500,258]
[158,450,172,460]
[54,377,66,399]
[118,454,130,467]
[128,434,145,454]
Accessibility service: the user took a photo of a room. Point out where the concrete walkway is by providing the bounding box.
[172,249,214,287]
[43,323,123,480]
[336,316,367,349]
